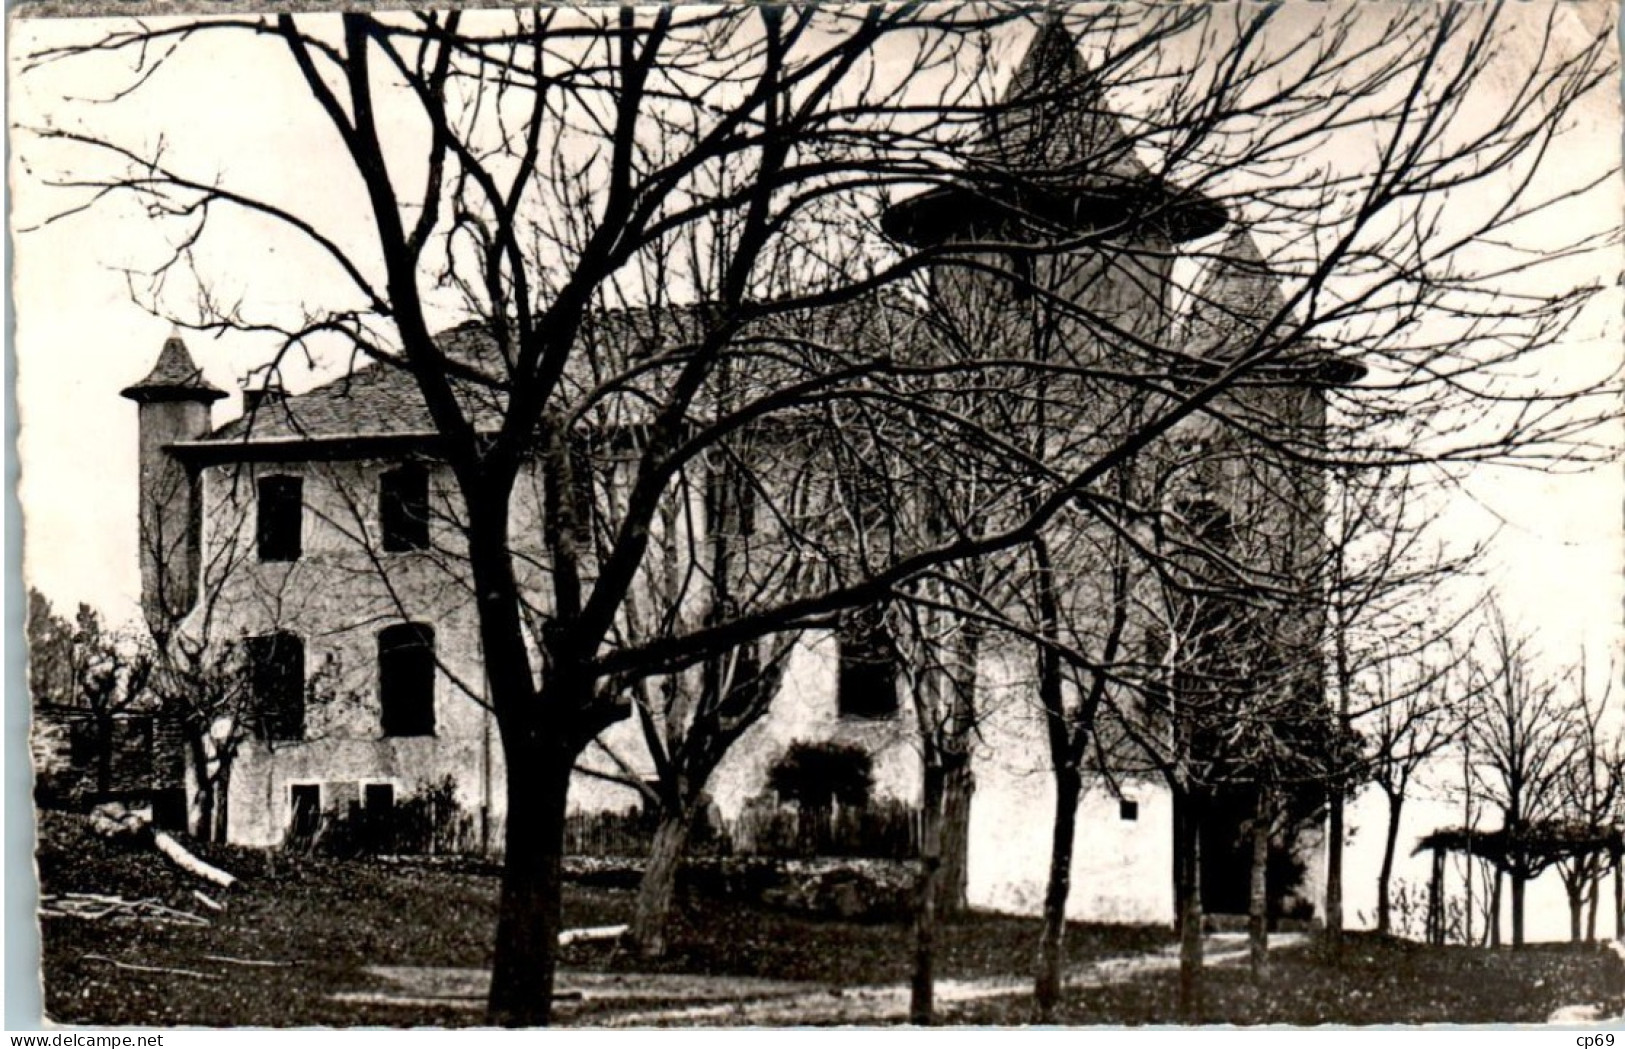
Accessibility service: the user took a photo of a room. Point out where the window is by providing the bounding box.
[379,623,436,737]
[289,784,321,839]
[246,632,305,741]
[1120,798,1140,822]
[380,465,430,552]
[837,605,900,719]
[1007,251,1034,301]
[256,475,303,562]
[1174,497,1233,549]
[363,782,395,815]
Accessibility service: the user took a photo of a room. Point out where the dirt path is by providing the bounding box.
[591,932,1306,1026]
[329,931,1306,1026]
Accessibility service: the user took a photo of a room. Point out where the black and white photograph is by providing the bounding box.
[9,0,1625,1028]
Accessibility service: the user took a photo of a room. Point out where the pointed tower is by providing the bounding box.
[1185,228,1287,363]
[975,10,1150,195]
[882,15,1224,346]
[121,335,226,637]
[1186,228,1366,386]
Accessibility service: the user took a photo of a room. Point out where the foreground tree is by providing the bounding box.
[1320,464,1486,947]
[18,1,1620,1024]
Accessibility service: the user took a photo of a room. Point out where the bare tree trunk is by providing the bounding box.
[210,758,232,845]
[935,760,973,917]
[1034,765,1082,1021]
[1511,873,1526,948]
[1490,869,1502,947]
[1586,872,1599,943]
[1326,789,1343,950]
[1377,791,1403,935]
[1248,791,1270,984]
[1566,876,1585,943]
[1175,788,1204,1023]
[186,731,214,841]
[1614,853,1622,940]
[911,762,945,1025]
[1427,848,1445,945]
[629,807,692,959]
[487,742,573,1027]
[935,622,980,918]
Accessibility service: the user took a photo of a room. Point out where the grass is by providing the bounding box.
[37,812,627,1026]
[560,894,1173,987]
[954,932,1625,1026]
[34,811,1625,1026]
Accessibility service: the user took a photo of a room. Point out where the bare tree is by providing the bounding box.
[1319,460,1490,946]
[1362,634,1469,935]
[1553,660,1622,942]
[27,589,77,711]
[1467,603,1582,947]
[27,590,155,798]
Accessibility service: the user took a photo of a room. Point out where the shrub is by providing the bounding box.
[766,741,874,812]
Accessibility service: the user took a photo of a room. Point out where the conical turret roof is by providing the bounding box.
[1186,229,1287,359]
[120,334,227,404]
[973,11,1149,188]
[1185,229,1365,385]
[881,14,1223,247]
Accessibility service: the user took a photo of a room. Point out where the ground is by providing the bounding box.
[32,812,1625,1026]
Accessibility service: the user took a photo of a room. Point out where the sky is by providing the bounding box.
[8,3,1624,941]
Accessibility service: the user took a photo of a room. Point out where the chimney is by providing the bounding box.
[120,334,226,639]
[243,384,289,416]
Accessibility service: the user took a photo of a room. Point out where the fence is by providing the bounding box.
[306,798,922,862]
[725,800,923,860]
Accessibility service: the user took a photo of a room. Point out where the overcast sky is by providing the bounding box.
[11,5,1620,664]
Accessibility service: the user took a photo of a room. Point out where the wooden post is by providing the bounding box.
[1427,846,1446,946]
[1605,844,1618,948]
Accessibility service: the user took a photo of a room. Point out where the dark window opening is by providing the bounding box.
[380,465,430,552]
[706,455,758,541]
[363,782,395,815]
[246,632,305,742]
[289,784,321,839]
[569,441,596,545]
[257,475,303,562]
[1174,497,1233,549]
[837,606,900,720]
[379,623,436,737]
[151,789,188,832]
[1008,251,1034,301]
[1120,798,1140,822]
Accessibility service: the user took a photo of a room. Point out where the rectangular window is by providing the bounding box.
[837,605,900,720]
[363,782,395,815]
[256,475,303,562]
[1120,798,1140,822]
[246,632,305,742]
[289,783,321,839]
[380,465,430,552]
[379,624,436,737]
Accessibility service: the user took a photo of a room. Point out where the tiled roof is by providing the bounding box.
[189,301,928,451]
[120,336,227,404]
[207,352,449,443]
[205,321,551,443]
